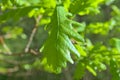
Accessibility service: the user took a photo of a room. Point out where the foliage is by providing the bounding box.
[0,0,120,80]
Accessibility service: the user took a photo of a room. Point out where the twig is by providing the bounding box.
[24,27,37,53]
[63,67,73,80]
[7,66,19,73]
[25,15,42,53]
[0,49,40,56]
[0,66,19,74]
[0,36,12,54]
[0,58,19,65]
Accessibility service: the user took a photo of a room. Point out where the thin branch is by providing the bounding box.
[24,27,37,53]
[7,66,19,73]
[0,36,12,54]
[0,58,19,65]
[63,67,73,80]
[0,50,41,66]
[0,49,40,56]
[0,66,19,74]
[25,15,42,53]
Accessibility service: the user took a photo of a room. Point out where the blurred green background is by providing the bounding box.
[0,0,120,80]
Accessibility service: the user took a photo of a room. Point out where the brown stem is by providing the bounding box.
[63,67,73,80]
[25,15,42,53]
[0,36,12,54]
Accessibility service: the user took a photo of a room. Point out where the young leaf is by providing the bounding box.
[86,65,97,76]
[110,38,120,52]
[69,0,104,15]
[75,44,87,57]
[0,6,41,22]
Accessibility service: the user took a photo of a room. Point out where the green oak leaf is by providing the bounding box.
[40,4,84,73]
